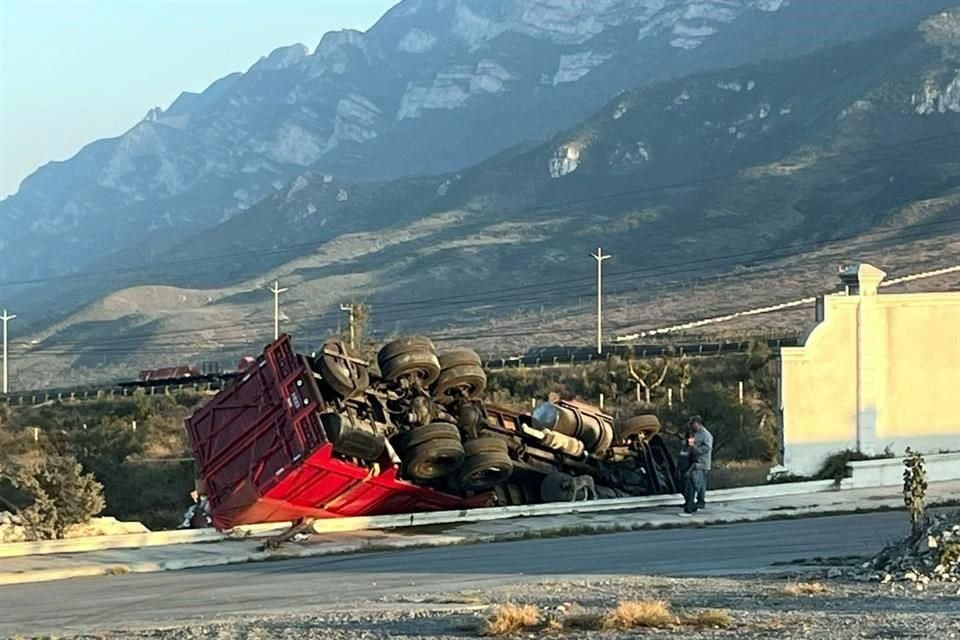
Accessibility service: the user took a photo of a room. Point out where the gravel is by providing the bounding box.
[28,573,960,640]
[856,510,960,587]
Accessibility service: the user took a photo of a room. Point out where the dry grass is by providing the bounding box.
[562,612,604,630]
[103,565,131,576]
[685,608,734,628]
[783,581,829,596]
[485,602,739,634]
[601,600,675,630]
[483,603,541,636]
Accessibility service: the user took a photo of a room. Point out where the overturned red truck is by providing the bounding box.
[184,334,677,529]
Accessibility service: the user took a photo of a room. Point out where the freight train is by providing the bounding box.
[183,333,678,529]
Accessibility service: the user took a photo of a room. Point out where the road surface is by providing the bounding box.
[0,510,911,637]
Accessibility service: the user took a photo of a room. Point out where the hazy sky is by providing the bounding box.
[0,0,398,198]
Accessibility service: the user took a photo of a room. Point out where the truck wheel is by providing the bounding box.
[316,339,369,399]
[378,336,436,369]
[398,421,461,450]
[437,348,482,370]
[403,438,465,480]
[617,414,662,443]
[380,350,441,385]
[458,437,513,491]
[431,363,487,401]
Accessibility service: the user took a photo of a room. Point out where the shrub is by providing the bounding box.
[483,603,540,635]
[686,609,733,628]
[0,455,105,540]
[782,582,828,596]
[815,447,894,482]
[601,600,674,630]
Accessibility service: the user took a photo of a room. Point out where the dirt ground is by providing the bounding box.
[31,572,960,640]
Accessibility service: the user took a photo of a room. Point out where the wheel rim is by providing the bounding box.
[415,454,460,478]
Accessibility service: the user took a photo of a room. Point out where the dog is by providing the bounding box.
[565,474,597,501]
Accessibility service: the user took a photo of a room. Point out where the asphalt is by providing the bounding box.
[0,510,911,637]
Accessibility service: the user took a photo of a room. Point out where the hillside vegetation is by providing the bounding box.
[1,347,778,528]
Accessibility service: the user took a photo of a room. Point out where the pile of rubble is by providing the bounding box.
[0,511,28,543]
[1,511,149,543]
[858,510,960,587]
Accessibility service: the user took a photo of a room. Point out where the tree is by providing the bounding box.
[341,302,378,363]
[0,456,105,540]
[626,356,670,404]
[678,357,693,403]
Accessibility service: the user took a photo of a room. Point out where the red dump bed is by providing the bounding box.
[185,335,482,529]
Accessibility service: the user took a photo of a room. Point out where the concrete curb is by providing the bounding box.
[0,521,294,559]
[0,479,847,560]
[307,478,847,533]
[0,534,472,586]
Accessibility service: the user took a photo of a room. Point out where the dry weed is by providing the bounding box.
[562,612,604,630]
[686,608,733,628]
[601,600,675,630]
[482,603,541,635]
[783,581,828,596]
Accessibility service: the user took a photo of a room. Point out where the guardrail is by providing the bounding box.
[1,336,799,405]
[483,336,799,370]
[0,380,227,407]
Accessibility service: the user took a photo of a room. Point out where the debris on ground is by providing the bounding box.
[0,510,148,542]
[0,511,27,543]
[17,575,959,639]
[858,510,960,587]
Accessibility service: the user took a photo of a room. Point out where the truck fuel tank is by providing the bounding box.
[530,399,614,456]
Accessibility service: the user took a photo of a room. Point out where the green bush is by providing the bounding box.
[1,395,203,530]
[0,455,105,540]
[814,447,894,482]
[98,459,196,530]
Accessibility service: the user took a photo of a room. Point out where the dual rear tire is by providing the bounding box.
[378,336,441,386]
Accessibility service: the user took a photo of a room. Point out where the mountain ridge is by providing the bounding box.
[2,0,954,298]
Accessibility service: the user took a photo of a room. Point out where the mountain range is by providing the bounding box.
[2,0,959,388]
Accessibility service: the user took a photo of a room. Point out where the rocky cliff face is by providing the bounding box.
[0,0,954,303]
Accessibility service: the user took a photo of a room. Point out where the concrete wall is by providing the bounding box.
[847,452,960,488]
[780,264,960,476]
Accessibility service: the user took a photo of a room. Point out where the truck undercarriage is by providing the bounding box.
[185,335,677,529]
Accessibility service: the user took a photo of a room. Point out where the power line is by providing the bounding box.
[9,261,959,370]
[13,221,957,358]
[365,218,959,323]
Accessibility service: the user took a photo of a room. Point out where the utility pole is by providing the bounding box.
[1,309,15,394]
[591,248,611,354]
[269,281,288,340]
[340,303,356,348]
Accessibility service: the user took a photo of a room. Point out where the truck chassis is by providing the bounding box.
[185,335,677,529]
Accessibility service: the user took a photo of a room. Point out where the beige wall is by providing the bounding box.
[780,265,960,476]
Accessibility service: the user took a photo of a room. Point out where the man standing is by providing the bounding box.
[689,415,713,509]
[677,431,700,517]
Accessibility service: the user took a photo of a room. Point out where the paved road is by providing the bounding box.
[0,510,910,637]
